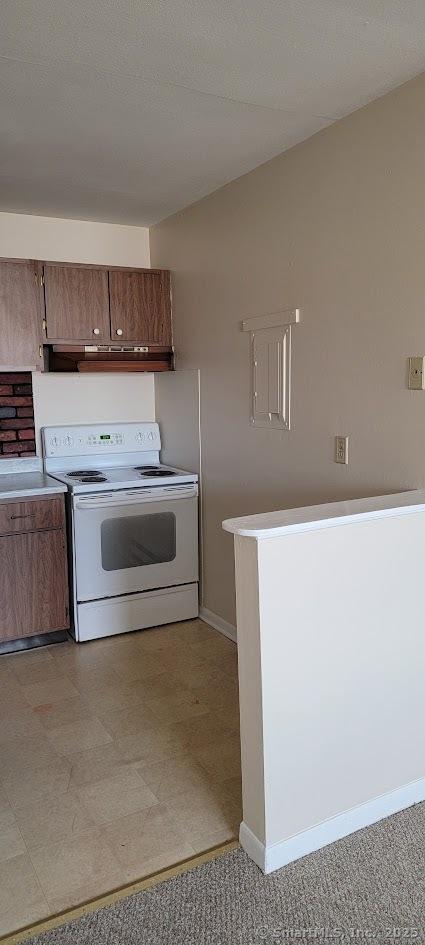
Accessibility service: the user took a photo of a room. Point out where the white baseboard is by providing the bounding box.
[240,774,425,874]
[199,606,237,643]
[239,822,265,870]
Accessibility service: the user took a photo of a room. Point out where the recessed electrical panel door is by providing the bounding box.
[242,307,300,431]
[251,325,291,429]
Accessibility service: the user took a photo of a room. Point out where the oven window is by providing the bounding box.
[101,513,176,571]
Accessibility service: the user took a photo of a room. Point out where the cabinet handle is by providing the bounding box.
[116,328,123,336]
[93,328,100,336]
[10,513,35,520]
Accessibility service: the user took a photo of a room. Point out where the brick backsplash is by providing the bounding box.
[0,372,35,458]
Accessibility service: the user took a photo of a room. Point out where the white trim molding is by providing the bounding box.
[199,606,237,643]
[242,308,301,332]
[240,775,425,874]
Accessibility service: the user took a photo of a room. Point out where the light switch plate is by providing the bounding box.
[408,357,425,390]
[335,435,349,464]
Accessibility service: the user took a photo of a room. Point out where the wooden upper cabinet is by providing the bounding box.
[43,264,110,342]
[109,269,172,345]
[0,260,42,367]
[0,258,172,352]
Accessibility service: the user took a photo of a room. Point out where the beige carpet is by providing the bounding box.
[22,802,425,944]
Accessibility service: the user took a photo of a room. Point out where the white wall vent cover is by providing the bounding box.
[242,308,300,430]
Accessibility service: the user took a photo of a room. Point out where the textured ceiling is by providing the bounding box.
[1,0,425,225]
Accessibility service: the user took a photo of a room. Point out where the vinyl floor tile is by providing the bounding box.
[194,734,242,781]
[0,708,45,743]
[102,803,194,877]
[140,755,211,800]
[46,717,113,755]
[66,741,134,789]
[14,790,94,849]
[0,733,60,779]
[0,618,240,933]
[99,702,160,738]
[29,828,123,902]
[77,768,158,825]
[34,695,97,731]
[0,807,26,862]
[2,758,72,810]
[0,853,49,937]
[22,676,80,708]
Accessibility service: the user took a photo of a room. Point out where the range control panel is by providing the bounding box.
[43,423,161,457]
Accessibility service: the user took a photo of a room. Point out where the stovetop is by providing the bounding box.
[42,423,198,494]
[47,463,197,493]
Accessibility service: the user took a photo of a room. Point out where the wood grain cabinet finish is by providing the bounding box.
[0,496,64,536]
[0,495,69,642]
[43,264,110,342]
[0,257,172,354]
[109,269,172,344]
[0,260,42,367]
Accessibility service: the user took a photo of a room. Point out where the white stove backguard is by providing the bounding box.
[42,422,161,473]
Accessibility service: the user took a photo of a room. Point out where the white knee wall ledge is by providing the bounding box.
[223,490,425,874]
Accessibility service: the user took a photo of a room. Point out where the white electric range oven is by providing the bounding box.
[42,422,199,641]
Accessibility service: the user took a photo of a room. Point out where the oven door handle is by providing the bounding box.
[74,487,197,510]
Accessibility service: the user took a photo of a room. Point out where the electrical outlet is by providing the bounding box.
[408,357,425,390]
[335,435,349,465]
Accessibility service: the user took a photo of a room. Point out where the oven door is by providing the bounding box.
[73,486,198,602]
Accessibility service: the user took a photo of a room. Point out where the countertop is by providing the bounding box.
[222,489,425,538]
[0,472,67,502]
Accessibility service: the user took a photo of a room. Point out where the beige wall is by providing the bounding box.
[150,70,425,626]
[0,212,150,267]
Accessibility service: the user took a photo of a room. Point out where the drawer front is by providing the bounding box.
[0,496,64,536]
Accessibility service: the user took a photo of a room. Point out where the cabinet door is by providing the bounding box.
[0,260,42,367]
[0,529,69,641]
[43,264,110,342]
[109,270,171,344]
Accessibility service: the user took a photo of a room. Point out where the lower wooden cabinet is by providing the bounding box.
[0,496,69,642]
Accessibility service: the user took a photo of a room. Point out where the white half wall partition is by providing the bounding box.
[223,491,425,873]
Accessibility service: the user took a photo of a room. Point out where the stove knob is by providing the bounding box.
[63,435,74,447]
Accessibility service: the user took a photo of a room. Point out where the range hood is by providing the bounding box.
[48,345,173,373]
